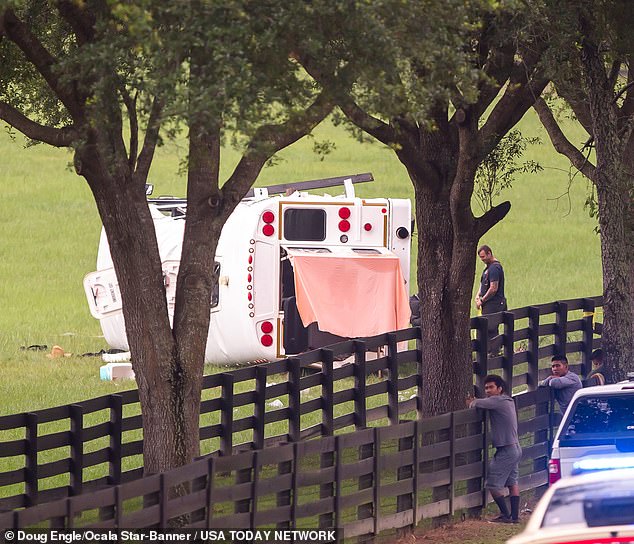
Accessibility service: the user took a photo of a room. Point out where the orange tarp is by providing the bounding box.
[291,252,410,338]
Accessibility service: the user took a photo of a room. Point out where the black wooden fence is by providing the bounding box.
[0,388,553,536]
[0,295,602,518]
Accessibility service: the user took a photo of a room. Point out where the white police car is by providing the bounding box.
[548,376,634,484]
[507,467,634,544]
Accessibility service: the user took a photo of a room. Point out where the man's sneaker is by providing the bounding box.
[488,515,512,523]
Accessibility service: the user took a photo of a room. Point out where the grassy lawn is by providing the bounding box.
[0,107,600,416]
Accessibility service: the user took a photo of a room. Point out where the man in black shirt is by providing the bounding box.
[475,245,507,353]
[475,245,506,313]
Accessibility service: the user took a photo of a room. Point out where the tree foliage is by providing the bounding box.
[0,0,333,473]
[293,0,549,415]
[533,0,634,379]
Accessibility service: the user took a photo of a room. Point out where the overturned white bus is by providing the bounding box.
[84,173,412,365]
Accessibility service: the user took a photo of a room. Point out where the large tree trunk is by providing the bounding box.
[78,141,204,474]
[595,173,634,380]
[414,178,477,415]
[581,37,634,380]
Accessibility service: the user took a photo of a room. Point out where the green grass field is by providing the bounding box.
[0,108,601,416]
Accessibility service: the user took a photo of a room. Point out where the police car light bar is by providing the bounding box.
[572,455,634,475]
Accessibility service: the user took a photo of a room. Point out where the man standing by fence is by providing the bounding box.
[475,245,507,354]
[467,374,522,524]
[540,355,583,412]
[475,245,507,315]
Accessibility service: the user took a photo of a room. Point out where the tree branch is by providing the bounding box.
[479,78,549,159]
[534,97,596,179]
[478,39,549,159]
[474,201,511,240]
[121,89,138,173]
[338,99,401,147]
[470,42,516,120]
[1,9,83,120]
[297,52,400,147]
[133,97,163,185]
[0,101,77,147]
[222,90,335,204]
[621,68,634,124]
[56,0,95,45]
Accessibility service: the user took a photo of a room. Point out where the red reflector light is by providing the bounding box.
[248,292,252,301]
[338,207,351,219]
[364,223,372,231]
[262,211,275,223]
[247,273,252,282]
[339,220,350,232]
[381,208,387,213]
[261,334,273,347]
[261,321,273,334]
[262,224,274,236]
[248,255,253,264]
[548,458,561,485]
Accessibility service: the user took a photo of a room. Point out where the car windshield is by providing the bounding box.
[562,394,634,437]
[542,479,634,528]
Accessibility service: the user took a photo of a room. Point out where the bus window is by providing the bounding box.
[283,209,326,241]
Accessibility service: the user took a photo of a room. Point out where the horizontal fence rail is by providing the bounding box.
[0,296,602,513]
[0,387,554,535]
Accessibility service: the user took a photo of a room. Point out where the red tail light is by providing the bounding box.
[338,207,351,219]
[548,458,561,484]
[262,224,274,236]
[260,321,273,334]
[338,220,350,232]
[262,211,275,223]
[260,334,273,347]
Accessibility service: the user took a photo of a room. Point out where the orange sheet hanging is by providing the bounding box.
[291,252,410,338]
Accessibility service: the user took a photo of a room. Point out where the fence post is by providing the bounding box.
[250,451,260,528]
[353,341,367,429]
[387,333,399,425]
[108,394,123,485]
[334,436,342,534]
[321,349,334,437]
[159,473,167,529]
[206,457,215,528]
[291,443,299,529]
[481,411,489,510]
[320,349,335,530]
[449,413,455,516]
[413,420,420,527]
[555,301,568,357]
[534,390,549,477]
[220,373,234,455]
[501,312,515,389]
[473,317,489,396]
[253,367,267,450]
[581,297,596,378]
[69,404,84,497]
[396,424,414,533]
[373,427,380,536]
[415,328,423,417]
[288,358,301,442]
[527,307,540,391]
[25,413,38,507]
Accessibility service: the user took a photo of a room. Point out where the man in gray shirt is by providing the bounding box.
[539,355,582,413]
[467,374,522,523]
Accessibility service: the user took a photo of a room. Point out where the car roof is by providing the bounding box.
[569,381,634,400]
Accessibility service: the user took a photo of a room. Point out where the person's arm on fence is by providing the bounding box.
[469,397,501,410]
[539,375,553,387]
[546,373,580,389]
